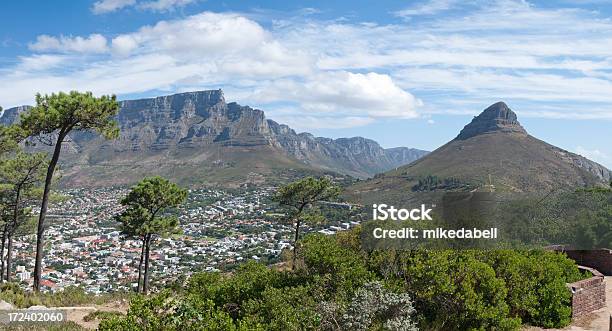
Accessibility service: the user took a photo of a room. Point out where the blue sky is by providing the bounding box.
[1,0,612,168]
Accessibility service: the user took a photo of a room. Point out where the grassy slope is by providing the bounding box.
[346,132,604,205]
[59,144,333,188]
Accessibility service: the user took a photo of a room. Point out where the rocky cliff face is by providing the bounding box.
[456,102,527,140]
[0,106,31,126]
[453,101,610,183]
[1,90,427,182]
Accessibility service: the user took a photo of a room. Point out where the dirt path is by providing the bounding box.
[524,276,611,331]
[64,301,128,330]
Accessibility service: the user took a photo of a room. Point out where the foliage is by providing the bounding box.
[17,91,120,292]
[319,281,418,331]
[499,188,612,249]
[116,176,188,294]
[398,250,520,330]
[272,176,341,268]
[19,91,119,140]
[477,250,582,328]
[83,310,124,322]
[273,177,342,215]
[411,175,470,192]
[99,291,236,331]
[117,176,188,238]
[300,234,373,301]
[0,125,26,157]
[0,321,85,331]
[242,286,320,330]
[0,283,132,308]
[99,225,586,331]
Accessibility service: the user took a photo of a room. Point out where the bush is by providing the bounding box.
[83,310,124,322]
[300,234,373,301]
[99,291,235,331]
[0,284,132,309]
[319,281,418,331]
[242,286,319,330]
[398,250,521,330]
[100,231,585,331]
[478,250,583,328]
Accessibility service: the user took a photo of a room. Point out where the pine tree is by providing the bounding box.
[19,91,119,291]
[0,151,47,281]
[273,177,341,270]
[115,176,187,294]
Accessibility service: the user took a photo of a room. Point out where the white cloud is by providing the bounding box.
[29,34,108,53]
[394,0,460,17]
[257,72,420,118]
[110,35,139,56]
[270,115,375,130]
[16,54,67,71]
[92,0,136,14]
[92,0,196,13]
[138,0,196,12]
[6,1,612,125]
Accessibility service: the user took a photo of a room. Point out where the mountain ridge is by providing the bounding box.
[347,101,611,204]
[0,90,428,187]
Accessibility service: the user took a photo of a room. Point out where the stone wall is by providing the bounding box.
[564,249,612,276]
[567,266,606,318]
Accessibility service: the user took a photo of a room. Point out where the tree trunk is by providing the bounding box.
[292,218,301,271]
[8,187,20,283]
[143,234,152,294]
[137,236,145,293]
[0,225,7,282]
[34,134,64,292]
[6,236,12,282]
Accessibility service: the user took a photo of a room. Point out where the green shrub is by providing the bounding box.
[242,286,320,330]
[319,281,418,331]
[479,250,583,328]
[0,284,132,309]
[99,291,235,331]
[397,250,521,330]
[83,310,124,322]
[98,231,584,331]
[300,234,373,301]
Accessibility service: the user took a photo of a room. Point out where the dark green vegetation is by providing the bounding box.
[272,176,341,269]
[16,91,120,292]
[98,229,585,330]
[0,151,47,282]
[116,176,188,294]
[83,310,124,322]
[500,185,612,249]
[411,175,471,192]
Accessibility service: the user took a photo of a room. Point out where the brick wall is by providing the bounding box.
[568,266,606,318]
[564,249,612,276]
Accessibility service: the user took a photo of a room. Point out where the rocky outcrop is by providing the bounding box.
[453,101,611,183]
[0,106,31,125]
[1,90,427,179]
[456,102,527,140]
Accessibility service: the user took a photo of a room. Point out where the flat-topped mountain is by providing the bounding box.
[348,102,611,204]
[1,90,427,187]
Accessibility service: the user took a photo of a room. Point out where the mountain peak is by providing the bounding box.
[455,101,527,140]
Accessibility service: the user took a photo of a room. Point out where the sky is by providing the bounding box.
[0,0,611,168]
